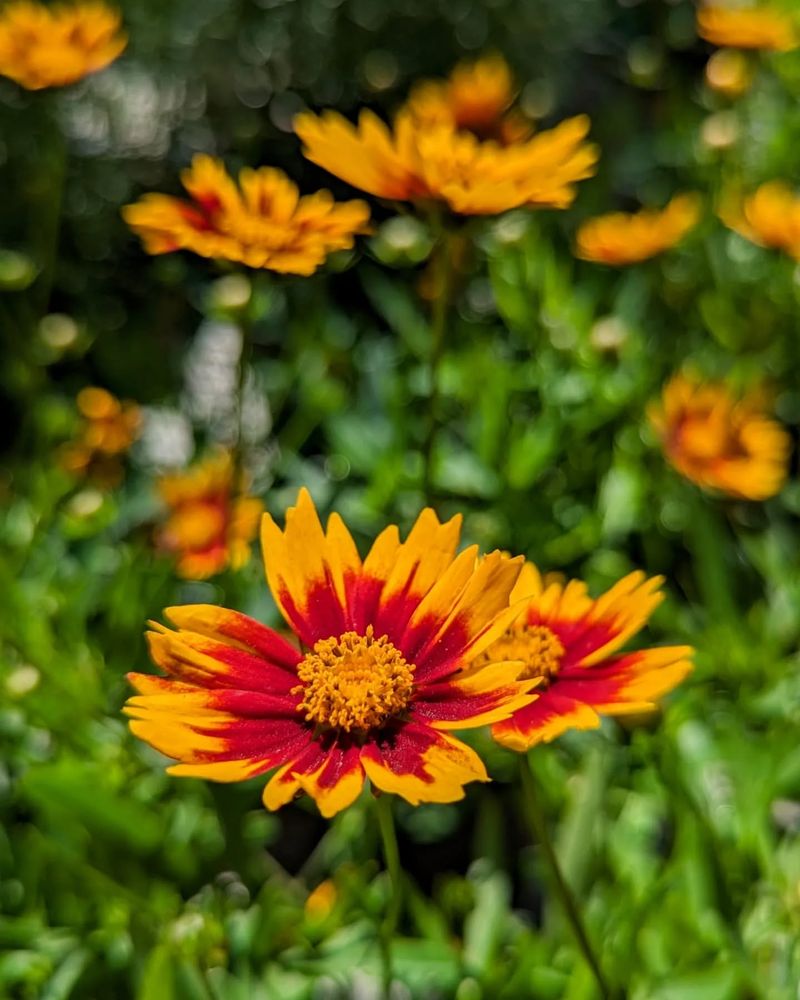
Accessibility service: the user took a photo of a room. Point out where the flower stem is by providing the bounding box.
[375,793,403,998]
[685,489,738,626]
[232,305,253,497]
[35,96,68,319]
[421,228,456,506]
[520,755,616,1000]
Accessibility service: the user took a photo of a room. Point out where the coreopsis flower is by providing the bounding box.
[649,373,790,501]
[156,452,263,579]
[485,564,693,751]
[295,74,597,216]
[575,194,701,265]
[401,54,533,144]
[720,181,800,259]
[125,489,536,817]
[697,4,798,51]
[123,155,370,276]
[60,386,140,487]
[0,1,126,91]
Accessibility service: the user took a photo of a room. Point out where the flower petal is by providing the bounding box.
[491,692,601,751]
[558,645,694,712]
[361,722,487,805]
[413,660,540,729]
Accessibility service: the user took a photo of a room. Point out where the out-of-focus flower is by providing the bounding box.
[60,386,140,488]
[649,373,790,500]
[704,48,754,96]
[575,194,701,265]
[126,489,536,817]
[156,451,262,580]
[486,564,692,750]
[123,155,370,276]
[720,181,800,259]
[295,65,597,216]
[305,880,337,920]
[401,54,532,144]
[697,4,798,51]
[0,1,126,91]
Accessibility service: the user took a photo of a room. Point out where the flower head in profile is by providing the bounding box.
[649,372,790,501]
[295,63,597,216]
[402,54,532,144]
[486,564,692,751]
[156,452,263,580]
[123,155,370,276]
[126,489,537,817]
[575,194,701,265]
[697,4,798,51]
[60,386,140,487]
[720,181,800,259]
[0,1,126,90]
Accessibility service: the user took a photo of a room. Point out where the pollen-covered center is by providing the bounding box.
[293,626,415,733]
[480,624,565,685]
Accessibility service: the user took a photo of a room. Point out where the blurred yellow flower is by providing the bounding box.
[123,155,370,276]
[402,54,532,144]
[295,59,597,216]
[156,452,263,579]
[575,194,701,265]
[305,879,337,920]
[697,4,798,51]
[0,1,126,90]
[60,386,140,488]
[649,373,790,501]
[720,181,800,259]
[704,48,754,96]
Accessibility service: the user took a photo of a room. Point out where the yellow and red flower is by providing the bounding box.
[60,386,140,487]
[156,452,263,579]
[649,373,790,501]
[295,66,597,216]
[697,4,798,51]
[575,194,701,265]
[0,1,127,90]
[719,181,800,259]
[486,564,693,751]
[123,155,370,276]
[126,489,537,817]
[401,54,533,144]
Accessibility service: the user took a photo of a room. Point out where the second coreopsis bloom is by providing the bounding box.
[60,386,140,487]
[156,452,263,579]
[295,63,597,216]
[575,194,701,265]
[486,564,692,751]
[123,155,370,276]
[0,1,127,90]
[401,54,532,144]
[649,373,790,501]
[720,181,800,259]
[697,4,798,52]
[126,489,536,817]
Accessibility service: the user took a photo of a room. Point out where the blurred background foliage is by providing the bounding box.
[3,0,800,997]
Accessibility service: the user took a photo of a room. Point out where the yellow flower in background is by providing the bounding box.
[487,563,692,750]
[720,181,800,259]
[0,1,127,90]
[704,49,754,96]
[402,54,533,144]
[575,194,701,265]
[123,155,370,276]
[295,61,597,216]
[126,489,537,818]
[697,4,798,51]
[305,880,337,921]
[649,373,790,501]
[156,452,263,579]
[60,386,140,488]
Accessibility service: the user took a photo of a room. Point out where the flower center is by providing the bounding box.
[294,626,415,733]
[479,624,565,685]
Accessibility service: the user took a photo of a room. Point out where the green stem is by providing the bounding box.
[685,488,738,625]
[232,306,253,495]
[375,793,403,998]
[421,229,456,506]
[520,755,616,1000]
[34,96,68,319]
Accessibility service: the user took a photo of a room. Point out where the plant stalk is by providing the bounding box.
[375,793,403,998]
